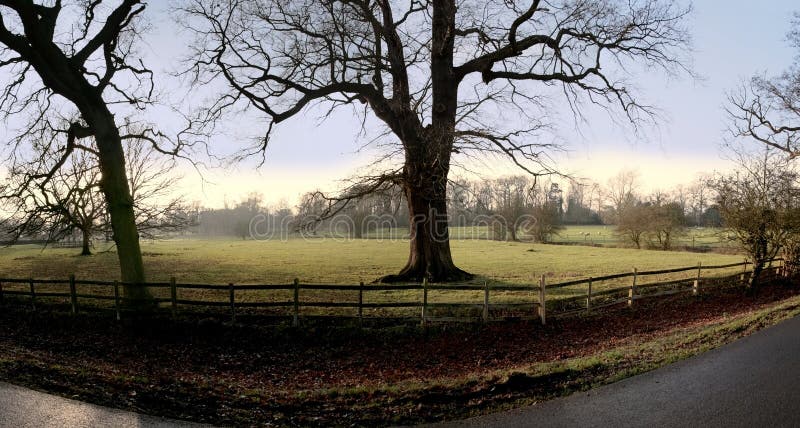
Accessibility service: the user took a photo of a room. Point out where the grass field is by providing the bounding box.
[0,237,743,284]
[356,225,730,248]
[0,238,751,318]
[550,225,728,247]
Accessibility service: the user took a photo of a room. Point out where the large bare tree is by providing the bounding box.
[180,0,692,282]
[0,1,185,301]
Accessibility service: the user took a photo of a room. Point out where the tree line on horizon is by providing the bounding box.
[177,169,722,247]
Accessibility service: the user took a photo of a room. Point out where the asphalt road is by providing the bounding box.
[0,381,205,428]
[432,314,800,428]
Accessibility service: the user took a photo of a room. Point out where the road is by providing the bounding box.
[432,314,800,427]
[0,381,205,428]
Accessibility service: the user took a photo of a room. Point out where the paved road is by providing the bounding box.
[0,381,205,428]
[433,314,800,428]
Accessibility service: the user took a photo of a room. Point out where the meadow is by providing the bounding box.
[549,225,728,248]
[357,225,729,248]
[0,235,750,318]
[0,235,742,284]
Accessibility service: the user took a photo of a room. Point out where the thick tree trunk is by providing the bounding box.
[380,177,473,283]
[85,107,151,304]
[80,228,92,256]
[379,130,473,283]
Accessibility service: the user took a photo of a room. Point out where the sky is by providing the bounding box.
[15,1,800,209]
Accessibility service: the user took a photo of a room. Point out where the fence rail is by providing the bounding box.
[0,258,785,326]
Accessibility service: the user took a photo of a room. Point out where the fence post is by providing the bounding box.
[170,277,177,318]
[29,278,35,311]
[538,275,546,325]
[693,263,701,296]
[421,277,428,326]
[113,280,120,321]
[292,278,299,327]
[358,281,364,324]
[628,268,638,307]
[229,283,236,323]
[586,277,593,313]
[482,281,489,322]
[741,259,748,283]
[69,274,77,314]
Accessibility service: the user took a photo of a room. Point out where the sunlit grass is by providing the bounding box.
[0,237,743,285]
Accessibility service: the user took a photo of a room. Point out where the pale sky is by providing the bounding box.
[27,1,800,209]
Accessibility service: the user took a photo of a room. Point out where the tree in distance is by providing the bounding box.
[1,137,191,256]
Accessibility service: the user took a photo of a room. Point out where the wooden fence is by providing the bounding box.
[0,258,785,326]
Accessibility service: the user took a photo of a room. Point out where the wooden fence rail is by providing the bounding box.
[0,258,784,326]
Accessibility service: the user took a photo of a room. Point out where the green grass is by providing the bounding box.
[354,225,732,248]
[0,237,742,285]
[551,225,729,247]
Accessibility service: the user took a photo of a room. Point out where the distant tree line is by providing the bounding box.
[179,171,722,246]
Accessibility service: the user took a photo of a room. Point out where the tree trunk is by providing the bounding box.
[747,261,764,291]
[80,228,92,256]
[509,222,518,242]
[85,107,151,304]
[380,135,473,282]
[379,184,472,282]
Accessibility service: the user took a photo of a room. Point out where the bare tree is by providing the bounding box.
[180,0,691,282]
[525,181,565,243]
[490,176,534,241]
[2,138,191,256]
[646,200,686,250]
[0,1,172,301]
[606,169,640,224]
[125,139,194,240]
[686,175,710,226]
[2,148,104,256]
[616,202,649,249]
[710,149,800,288]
